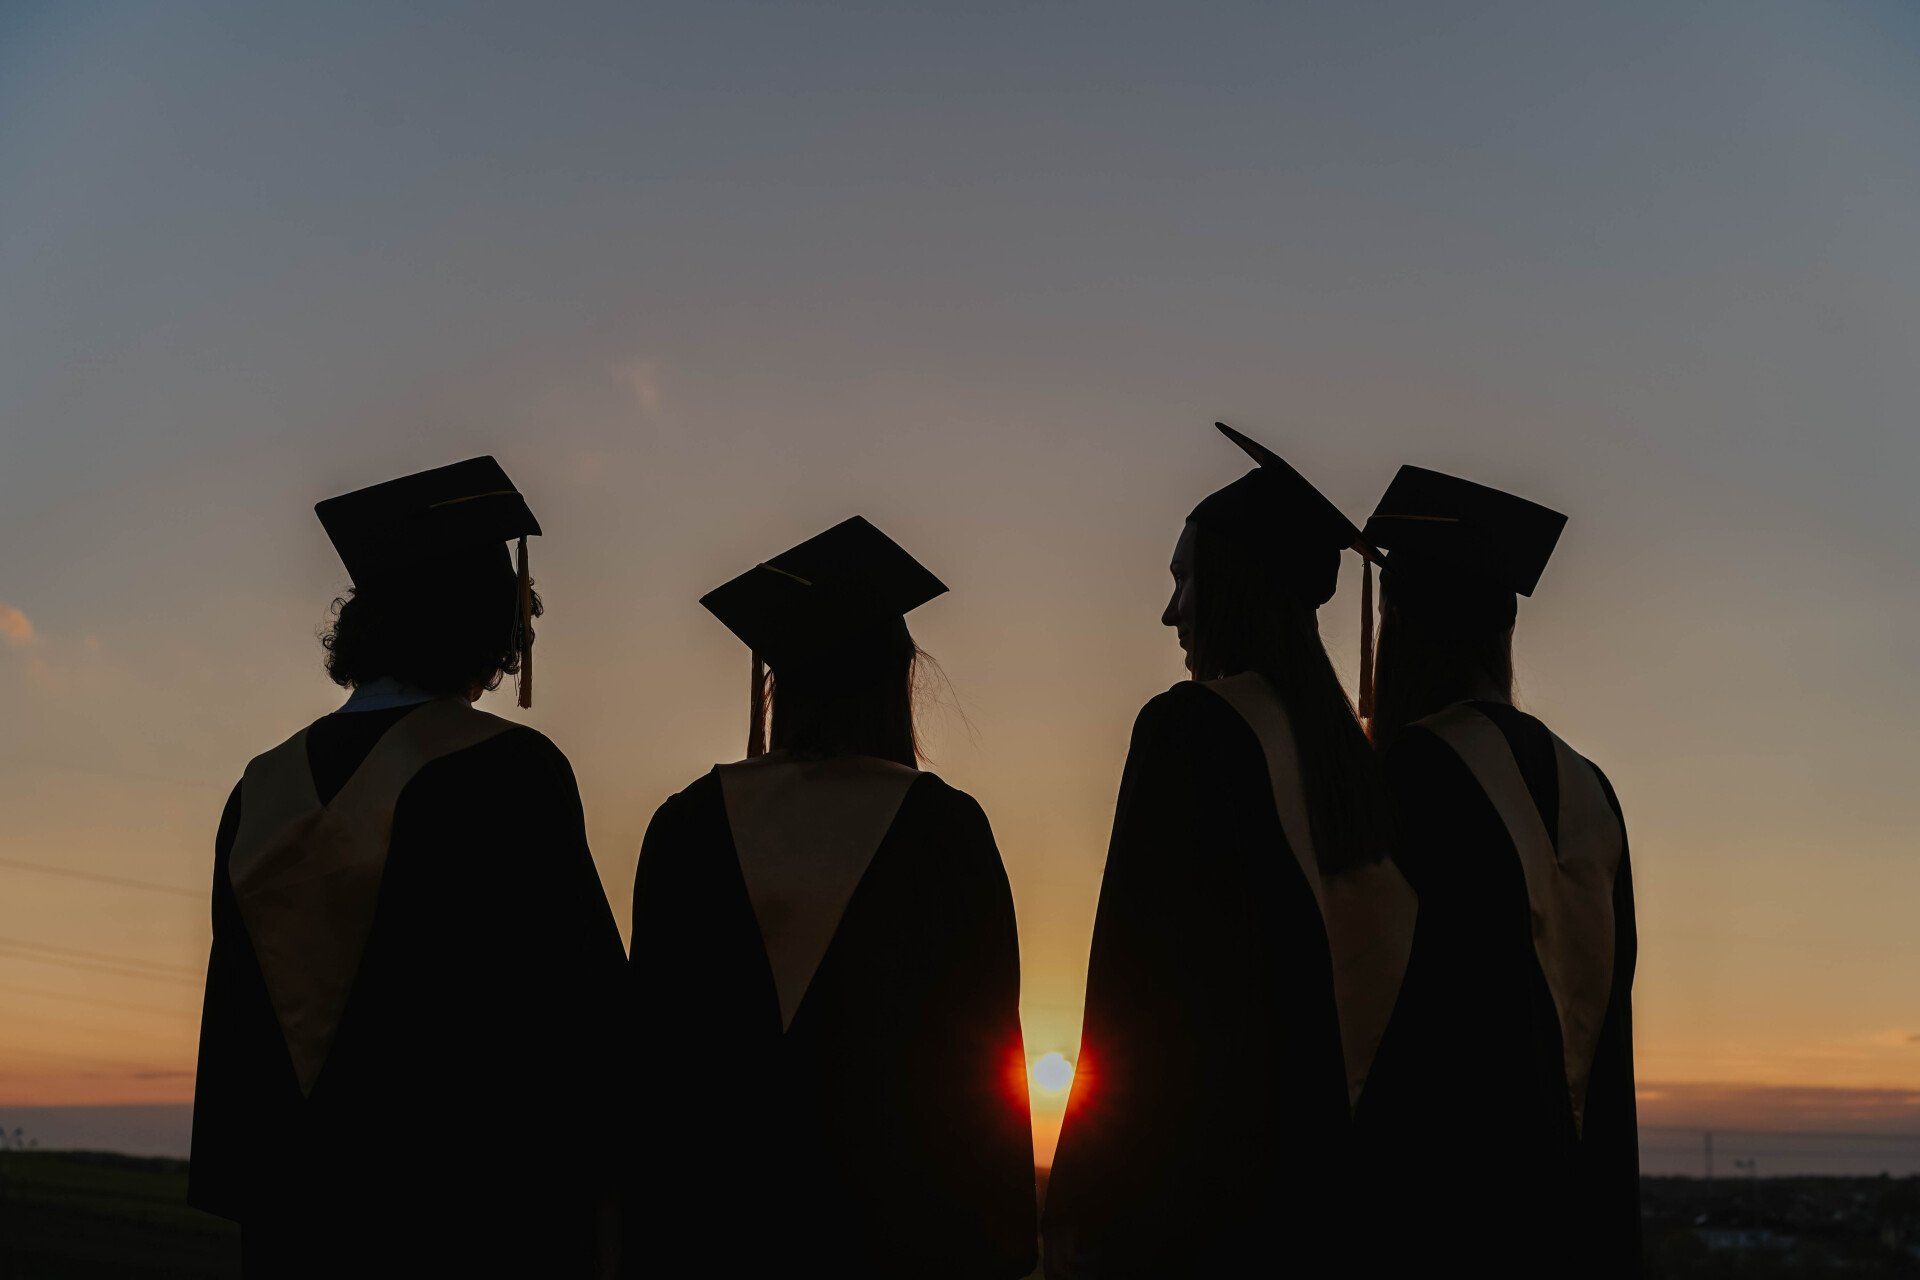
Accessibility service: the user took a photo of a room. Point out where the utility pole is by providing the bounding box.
[1734,1159,1760,1226]
[1704,1130,1714,1183]
[0,1124,15,1280]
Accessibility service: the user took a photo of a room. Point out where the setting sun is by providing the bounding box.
[1030,1051,1075,1098]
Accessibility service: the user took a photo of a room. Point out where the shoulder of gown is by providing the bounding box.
[1118,682,1263,800]
[420,717,580,792]
[892,769,1002,861]
[1131,679,1249,739]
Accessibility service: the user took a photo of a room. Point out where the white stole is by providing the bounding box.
[230,699,514,1094]
[1204,672,1418,1111]
[719,754,920,1031]
[1417,703,1623,1135]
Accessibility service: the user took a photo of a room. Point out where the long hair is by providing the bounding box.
[765,616,923,768]
[1189,524,1389,875]
[1367,567,1516,751]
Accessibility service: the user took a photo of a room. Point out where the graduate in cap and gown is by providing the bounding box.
[1042,424,1420,1276]
[623,517,1036,1279]
[189,458,627,1278]
[1362,467,1639,1275]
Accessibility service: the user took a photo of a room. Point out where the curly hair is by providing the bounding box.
[321,558,540,697]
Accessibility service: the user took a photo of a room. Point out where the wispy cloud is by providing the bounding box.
[0,604,34,648]
[612,356,664,421]
[1639,1080,1920,1132]
[0,607,114,695]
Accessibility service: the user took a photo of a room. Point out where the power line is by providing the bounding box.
[0,938,201,987]
[0,982,194,1017]
[0,1006,193,1047]
[0,856,200,899]
[0,951,199,988]
[0,938,199,976]
[0,1040,189,1073]
[0,952,199,988]
[10,759,219,790]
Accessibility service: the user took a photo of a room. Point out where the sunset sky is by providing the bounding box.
[5,1,1920,1160]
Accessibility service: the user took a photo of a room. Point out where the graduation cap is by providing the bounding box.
[701,516,947,756]
[1362,465,1567,597]
[1188,422,1364,604]
[314,456,542,707]
[1190,423,1383,712]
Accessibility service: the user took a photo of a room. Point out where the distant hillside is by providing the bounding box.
[14,1151,1909,1278]
[0,1151,238,1279]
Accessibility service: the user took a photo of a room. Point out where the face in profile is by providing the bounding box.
[1161,521,1199,673]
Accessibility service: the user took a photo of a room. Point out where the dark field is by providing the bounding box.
[5,1153,1920,1277]
[0,1153,238,1279]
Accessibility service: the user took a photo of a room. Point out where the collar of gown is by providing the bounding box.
[338,676,442,713]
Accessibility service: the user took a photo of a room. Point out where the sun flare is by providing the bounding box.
[1030,1051,1075,1098]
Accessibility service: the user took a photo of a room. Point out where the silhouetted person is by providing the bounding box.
[189,458,626,1278]
[1363,467,1639,1276]
[1043,424,1418,1276]
[622,517,1036,1279]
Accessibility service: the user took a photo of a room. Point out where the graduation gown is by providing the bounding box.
[1042,678,1420,1277]
[623,756,1036,1279]
[188,698,627,1277]
[1381,700,1639,1276]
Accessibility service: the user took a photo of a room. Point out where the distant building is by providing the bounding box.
[1695,1226,1789,1252]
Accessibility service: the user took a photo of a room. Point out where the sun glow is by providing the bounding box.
[1030,1051,1075,1098]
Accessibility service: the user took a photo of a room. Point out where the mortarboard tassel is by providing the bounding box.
[1357,554,1375,722]
[515,535,534,709]
[747,653,767,757]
